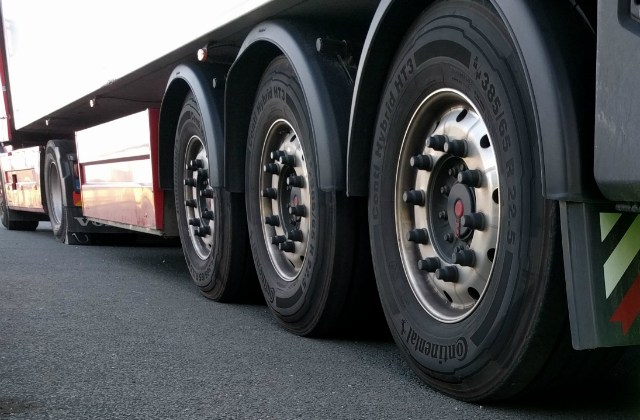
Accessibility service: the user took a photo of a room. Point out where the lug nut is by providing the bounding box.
[271,150,286,160]
[458,170,482,188]
[200,189,214,198]
[271,235,286,245]
[188,159,203,170]
[188,218,201,227]
[403,190,425,206]
[287,176,305,188]
[184,178,196,187]
[418,257,440,272]
[426,134,447,151]
[202,209,214,220]
[265,215,280,226]
[262,188,277,200]
[444,140,468,157]
[279,241,296,253]
[279,153,296,167]
[197,226,211,237]
[289,205,307,217]
[444,233,455,243]
[198,168,209,178]
[438,211,448,221]
[460,212,485,231]
[407,228,429,244]
[264,163,280,175]
[287,229,303,242]
[440,186,449,196]
[452,249,476,267]
[410,155,434,171]
[185,199,197,208]
[448,167,459,177]
[435,266,458,283]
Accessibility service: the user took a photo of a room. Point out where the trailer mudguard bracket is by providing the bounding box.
[224,20,352,193]
[347,0,599,201]
[561,201,640,349]
[158,63,227,190]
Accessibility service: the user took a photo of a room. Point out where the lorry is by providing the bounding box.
[1,0,638,402]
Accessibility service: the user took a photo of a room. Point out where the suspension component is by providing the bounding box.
[452,249,476,267]
[271,235,287,245]
[287,176,305,188]
[184,178,196,187]
[426,134,447,151]
[265,215,280,226]
[287,229,304,242]
[289,205,307,217]
[410,155,434,171]
[458,170,482,188]
[418,257,440,272]
[444,140,468,157]
[460,212,485,231]
[279,241,296,253]
[407,228,429,244]
[264,163,280,175]
[403,190,426,206]
[435,266,458,283]
[262,188,278,200]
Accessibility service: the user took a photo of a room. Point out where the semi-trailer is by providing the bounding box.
[1,0,637,402]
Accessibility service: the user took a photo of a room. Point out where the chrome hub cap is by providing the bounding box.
[395,89,500,323]
[183,135,214,260]
[260,119,310,281]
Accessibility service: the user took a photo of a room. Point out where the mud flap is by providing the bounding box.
[63,205,127,245]
[560,201,640,349]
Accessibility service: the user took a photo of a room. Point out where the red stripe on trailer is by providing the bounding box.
[148,109,163,230]
[610,274,640,335]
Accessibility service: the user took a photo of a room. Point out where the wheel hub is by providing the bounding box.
[260,119,311,281]
[395,89,500,323]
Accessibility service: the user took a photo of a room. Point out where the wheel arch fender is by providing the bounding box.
[347,0,597,201]
[158,62,227,190]
[224,20,352,193]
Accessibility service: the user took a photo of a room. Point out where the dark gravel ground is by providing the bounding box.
[1,223,639,419]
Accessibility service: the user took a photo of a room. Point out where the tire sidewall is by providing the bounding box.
[246,57,335,327]
[369,1,553,395]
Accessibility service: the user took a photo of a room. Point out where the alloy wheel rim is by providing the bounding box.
[183,135,214,260]
[48,162,63,225]
[259,119,311,281]
[395,88,500,323]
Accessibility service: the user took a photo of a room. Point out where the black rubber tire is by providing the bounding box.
[44,140,74,242]
[0,166,39,231]
[245,56,366,337]
[368,0,621,402]
[174,92,256,302]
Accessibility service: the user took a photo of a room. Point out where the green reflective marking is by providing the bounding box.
[604,215,640,298]
[600,213,621,242]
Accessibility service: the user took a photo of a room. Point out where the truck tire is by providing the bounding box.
[0,167,38,231]
[368,0,620,401]
[174,92,255,302]
[44,140,75,242]
[245,56,363,336]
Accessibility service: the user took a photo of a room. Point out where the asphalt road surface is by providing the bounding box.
[2,223,640,419]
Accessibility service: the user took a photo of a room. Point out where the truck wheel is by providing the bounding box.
[44,141,73,242]
[0,167,38,231]
[245,56,359,336]
[369,0,619,401]
[174,92,254,302]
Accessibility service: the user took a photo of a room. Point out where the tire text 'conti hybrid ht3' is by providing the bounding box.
[174,92,256,302]
[369,0,620,401]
